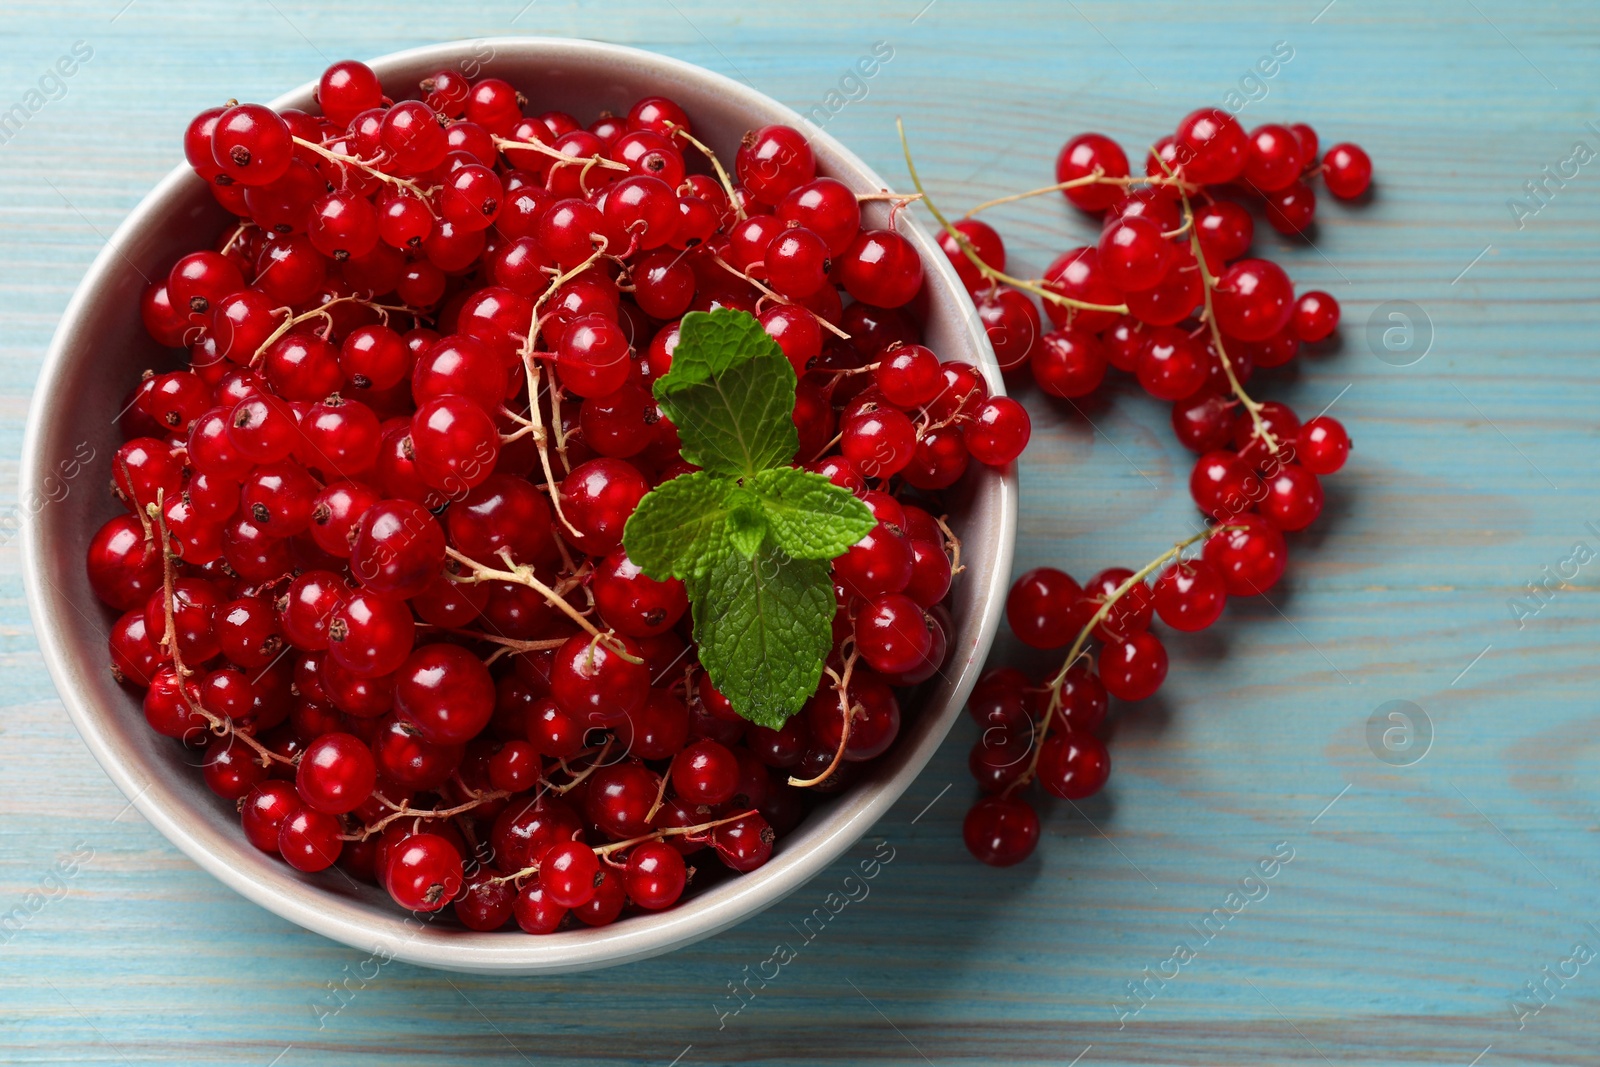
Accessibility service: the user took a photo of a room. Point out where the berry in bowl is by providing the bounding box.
[23,37,1016,974]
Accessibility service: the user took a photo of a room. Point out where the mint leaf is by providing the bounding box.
[621,471,736,583]
[691,542,834,729]
[661,306,787,387]
[749,467,877,560]
[724,487,769,558]
[654,309,799,477]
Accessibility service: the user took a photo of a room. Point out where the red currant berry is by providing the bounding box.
[838,230,924,308]
[1100,631,1168,702]
[1243,124,1304,192]
[1172,108,1248,184]
[1321,143,1372,199]
[1259,464,1324,532]
[1203,513,1289,596]
[625,840,687,910]
[385,833,464,912]
[1291,291,1340,343]
[1296,416,1350,475]
[539,839,601,908]
[1212,258,1295,342]
[296,732,377,814]
[279,806,343,872]
[1056,133,1129,212]
[1153,558,1228,631]
[963,796,1038,867]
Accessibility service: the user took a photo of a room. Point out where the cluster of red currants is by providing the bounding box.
[87,59,1016,931]
[941,108,1368,866]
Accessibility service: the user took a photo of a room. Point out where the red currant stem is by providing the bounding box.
[247,297,420,370]
[790,646,861,788]
[148,490,289,770]
[442,546,632,659]
[540,738,615,796]
[895,119,1129,317]
[708,252,852,341]
[1161,218,1193,240]
[490,134,630,175]
[856,190,923,203]
[218,221,253,257]
[119,453,154,544]
[344,789,512,842]
[959,172,1189,220]
[1004,524,1244,798]
[1152,149,1280,455]
[665,123,745,222]
[517,360,584,539]
[819,360,881,378]
[420,625,568,654]
[593,808,757,858]
[488,808,757,886]
[643,752,677,823]
[806,429,845,465]
[933,514,967,577]
[290,136,437,204]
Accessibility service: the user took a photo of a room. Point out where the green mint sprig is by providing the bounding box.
[621,309,876,728]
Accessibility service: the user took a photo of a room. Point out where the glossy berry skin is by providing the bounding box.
[573,868,627,927]
[1136,327,1208,402]
[296,732,377,815]
[841,406,917,478]
[1264,180,1317,236]
[327,590,415,677]
[1321,143,1372,199]
[1260,464,1324,532]
[1100,631,1168,702]
[1006,568,1085,649]
[1055,133,1129,212]
[455,869,515,931]
[833,521,913,600]
[1153,559,1228,632]
[278,807,343,872]
[550,633,649,728]
[712,813,774,873]
[963,397,1031,466]
[1292,291,1340,343]
[1212,259,1295,342]
[350,500,446,600]
[735,124,815,205]
[1098,215,1172,292]
[963,796,1039,867]
[625,840,687,910]
[937,217,1006,293]
[241,781,299,854]
[557,460,648,556]
[539,839,600,908]
[394,643,495,745]
[513,883,567,934]
[855,594,933,676]
[838,229,923,308]
[1243,124,1304,192]
[385,833,464,912]
[1032,328,1108,399]
[1204,514,1289,596]
[211,103,293,187]
[1038,733,1111,800]
[1084,567,1154,642]
[1173,108,1248,184]
[1194,201,1254,264]
[586,760,661,839]
[593,551,688,637]
[1297,416,1350,475]
[875,344,943,407]
[673,738,740,806]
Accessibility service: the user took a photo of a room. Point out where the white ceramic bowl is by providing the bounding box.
[21,37,1016,974]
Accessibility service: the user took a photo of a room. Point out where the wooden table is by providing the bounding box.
[2,1,1595,1063]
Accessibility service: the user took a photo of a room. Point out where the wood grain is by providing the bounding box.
[3,1,1599,1063]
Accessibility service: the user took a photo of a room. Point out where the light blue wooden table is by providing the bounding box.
[3,1,1597,1063]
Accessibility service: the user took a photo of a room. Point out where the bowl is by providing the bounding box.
[21,37,1017,974]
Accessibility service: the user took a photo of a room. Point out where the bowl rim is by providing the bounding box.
[21,35,1017,974]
